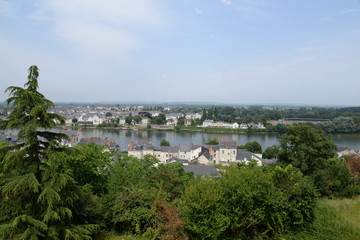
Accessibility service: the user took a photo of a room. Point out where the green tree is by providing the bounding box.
[105,112,112,117]
[278,125,337,175]
[133,115,142,124]
[67,143,112,195]
[125,114,133,125]
[179,164,316,239]
[160,139,170,146]
[244,141,262,153]
[0,66,96,239]
[179,177,230,240]
[312,158,360,197]
[151,113,167,125]
[177,116,185,126]
[205,140,219,145]
[262,145,279,159]
[72,117,78,123]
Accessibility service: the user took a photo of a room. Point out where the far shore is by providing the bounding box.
[64,124,276,134]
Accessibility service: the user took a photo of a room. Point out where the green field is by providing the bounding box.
[281,197,360,240]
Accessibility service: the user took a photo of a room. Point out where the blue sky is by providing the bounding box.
[1,0,360,105]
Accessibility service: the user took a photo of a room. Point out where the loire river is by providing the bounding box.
[78,128,360,151]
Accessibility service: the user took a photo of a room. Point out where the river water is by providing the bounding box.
[77,128,360,151]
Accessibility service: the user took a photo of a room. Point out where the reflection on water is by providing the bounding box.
[3,128,359,151]
[77,128,360,151]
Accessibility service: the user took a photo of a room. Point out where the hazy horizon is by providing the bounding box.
[1,1,360,105]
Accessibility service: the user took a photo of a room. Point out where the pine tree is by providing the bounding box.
[0,66,97,240]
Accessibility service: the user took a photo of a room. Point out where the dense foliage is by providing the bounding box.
[237,141,262,153]
[0,66,97,239]
[180,164,316,240]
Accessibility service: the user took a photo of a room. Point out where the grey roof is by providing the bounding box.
[179,145,190,152]
[199,148,210,159]
[205,145,219,151]
[219,140,237,148]
[236,149,254,161]
[132,141,154,151]
[183,165,221,177]
[161,146,179,153]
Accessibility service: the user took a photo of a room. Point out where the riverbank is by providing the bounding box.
[91,124,274,134]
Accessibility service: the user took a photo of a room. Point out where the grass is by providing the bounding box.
[281,196,360,240]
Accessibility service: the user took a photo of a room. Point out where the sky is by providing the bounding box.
[1,0,360,105]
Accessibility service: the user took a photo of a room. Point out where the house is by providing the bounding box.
[239,123,248,129]
[202,120,214,127]
[186,112,203,120]
[119,118,126,125]
[193,149,211,165]
[202,120,239,129]
[128,140,154,158]
[154,146,179,163]
[165,113,183,126]
[78,113,104,125]
[218,140,237,164]
[236,149,263,166]
[223,122,239,129]
[190,144,207,160]
[179,145,191,160]
[206,145,220,164]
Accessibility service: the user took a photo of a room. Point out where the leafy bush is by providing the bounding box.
[179,164,317,239]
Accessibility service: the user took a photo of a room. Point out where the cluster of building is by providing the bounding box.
[0,130,120,152]
[128,139,265,166]
[202,120,266,129]
[47,105,205,126]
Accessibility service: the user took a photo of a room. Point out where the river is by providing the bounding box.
[77,128,360,151]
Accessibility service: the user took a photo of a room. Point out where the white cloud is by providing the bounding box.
[220,0,233,6]
[31,0,166,59]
